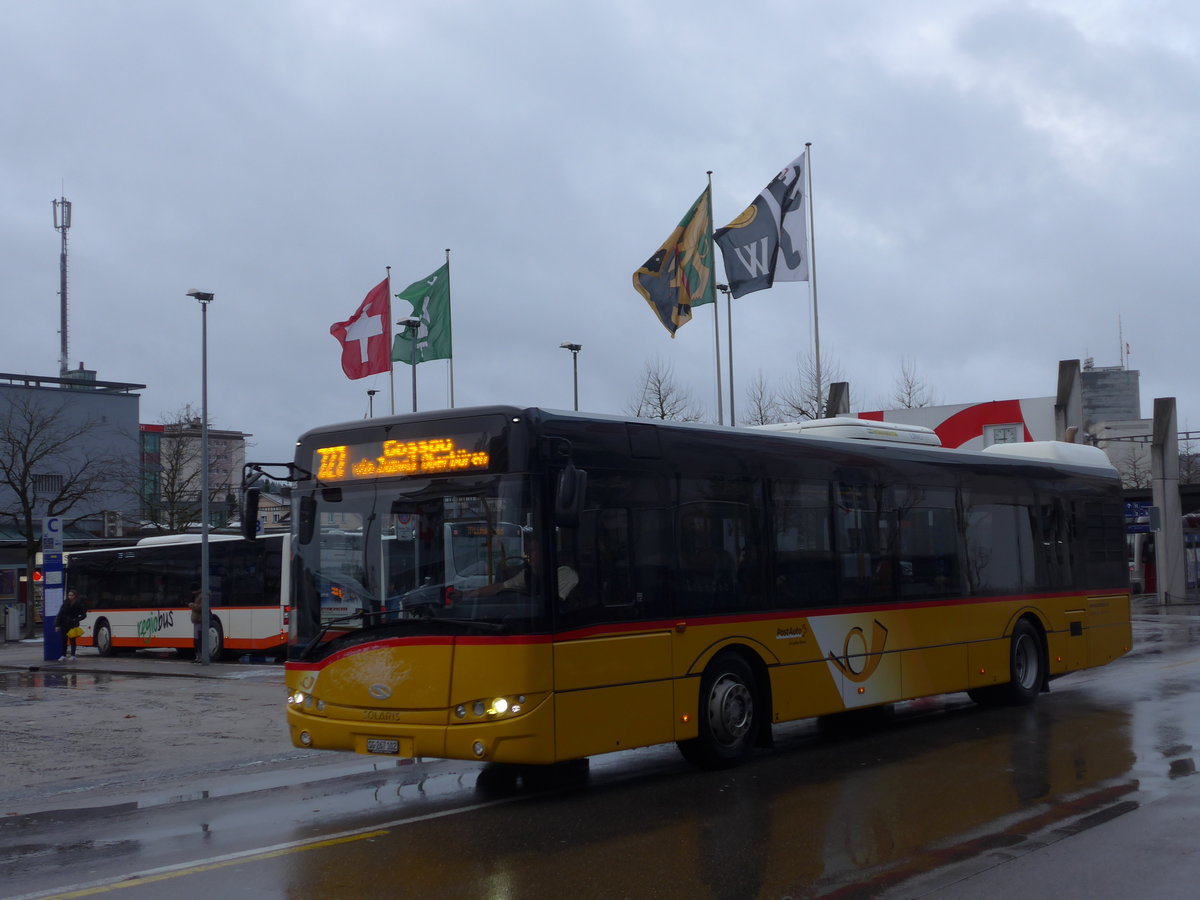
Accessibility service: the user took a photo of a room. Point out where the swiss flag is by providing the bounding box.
[330,279,391,380]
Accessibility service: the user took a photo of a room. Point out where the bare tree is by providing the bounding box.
[891,357,938,409]
[778,351,845,420]
[0,394,123,636]
[742,371,782,426]
[1180,434,1200,485]
[1110,443,1153,489]
[626,358,705,422]
[136,405,239,533]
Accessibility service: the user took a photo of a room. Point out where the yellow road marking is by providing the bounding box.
[17,796,523,899]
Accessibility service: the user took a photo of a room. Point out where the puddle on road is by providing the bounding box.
[0,671,116,691]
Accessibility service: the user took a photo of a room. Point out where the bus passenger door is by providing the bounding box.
[553,504,676,760]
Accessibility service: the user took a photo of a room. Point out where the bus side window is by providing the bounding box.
[567,505,630,622]
[894,485,959,600]
[964,488,1036,594]
[771,479,834,608]
[567,475,672,624]
[836,481,894,604]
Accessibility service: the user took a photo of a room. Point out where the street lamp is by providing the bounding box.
[367,389,378,418]
[185,289,213,666]
[398,317,421,412]
[560,343,582,410]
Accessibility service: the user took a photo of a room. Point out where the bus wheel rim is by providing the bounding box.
[1014,634,1038,689]
[707,674,753,746]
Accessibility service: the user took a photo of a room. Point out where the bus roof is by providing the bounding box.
[134,533,283,547]
[980,440,1116,469]
[292,405,1119,479]
[749,418,942,446]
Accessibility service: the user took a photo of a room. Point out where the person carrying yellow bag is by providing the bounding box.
[57,589,87,660]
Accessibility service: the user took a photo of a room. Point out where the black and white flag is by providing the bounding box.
[714,154,808,299]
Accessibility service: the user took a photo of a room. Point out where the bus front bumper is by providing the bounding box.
[285,696,557,765]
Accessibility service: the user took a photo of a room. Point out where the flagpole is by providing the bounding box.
[707,171,724,425]
[445,248,455,408]
[386,266,396,415]
[805,142,823,414]
[724,284,735,426]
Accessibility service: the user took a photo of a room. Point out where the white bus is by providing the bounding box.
[66,533,289,659]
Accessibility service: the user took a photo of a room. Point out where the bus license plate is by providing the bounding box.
[366,739,399,755]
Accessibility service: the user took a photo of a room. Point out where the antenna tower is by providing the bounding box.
[53,196,72,378]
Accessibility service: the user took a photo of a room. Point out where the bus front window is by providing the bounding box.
[291,475,538,656]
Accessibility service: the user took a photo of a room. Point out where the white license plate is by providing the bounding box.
[366,739,399,755]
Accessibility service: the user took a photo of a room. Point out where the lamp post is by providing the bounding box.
[185,289,213,666]
[717,283,734,426]
[398,317,421,412]
[560,343,582,410]
[367,389,378,418]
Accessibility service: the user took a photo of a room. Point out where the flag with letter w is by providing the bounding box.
[632,186,716,337]
[714,153,808,299]
[392,263,452,364]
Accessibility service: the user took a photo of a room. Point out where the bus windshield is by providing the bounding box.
[291,473,541,656]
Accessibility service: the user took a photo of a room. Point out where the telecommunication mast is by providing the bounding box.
[53,196,72,378]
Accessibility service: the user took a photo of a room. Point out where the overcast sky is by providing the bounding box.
[3,0,1198,462]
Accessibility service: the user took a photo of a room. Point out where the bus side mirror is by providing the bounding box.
[299,494,317,545]
[241,488,260,541]
[555,463,587,528]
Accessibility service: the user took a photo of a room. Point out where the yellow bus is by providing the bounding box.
[264,407,1131,768]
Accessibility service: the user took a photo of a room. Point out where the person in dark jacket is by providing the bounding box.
[57,590,87,660]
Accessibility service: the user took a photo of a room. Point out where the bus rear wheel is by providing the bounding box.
[206,617,225,661]
[970,619,1044,707]
[94,620,115,657]
[1001,619,1043,705]
[677,652,758,768]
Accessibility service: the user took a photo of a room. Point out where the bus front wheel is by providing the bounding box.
[677,652,758,768]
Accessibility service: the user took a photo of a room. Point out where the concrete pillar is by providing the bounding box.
[1055,359,1082,441]
[825,382,850,418]
[1151,397,1187,605]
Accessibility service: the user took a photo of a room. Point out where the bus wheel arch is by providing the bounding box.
[94,619,115,657]
[677,648,765,768]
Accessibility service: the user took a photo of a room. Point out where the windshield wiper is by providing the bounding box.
[299,609,390,659]
[401,615,508,634]
[300,610,508,659]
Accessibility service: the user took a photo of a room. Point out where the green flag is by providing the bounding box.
[392,262,452,364]
[632,186,716,337]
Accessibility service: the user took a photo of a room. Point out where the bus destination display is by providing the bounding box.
[315,436,491,482]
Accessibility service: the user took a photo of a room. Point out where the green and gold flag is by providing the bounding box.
[632,186,716,337]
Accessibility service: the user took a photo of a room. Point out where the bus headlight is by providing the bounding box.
[457,693,533,720]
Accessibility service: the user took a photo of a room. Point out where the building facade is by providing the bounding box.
[0,368,145,616]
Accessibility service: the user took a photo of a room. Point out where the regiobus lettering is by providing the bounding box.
[136,610,175,641]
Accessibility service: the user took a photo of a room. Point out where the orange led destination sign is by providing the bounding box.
[315,436,491,482]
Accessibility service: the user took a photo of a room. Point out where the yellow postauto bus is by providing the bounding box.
[267,406,1131,768]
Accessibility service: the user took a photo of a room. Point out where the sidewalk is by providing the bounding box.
[0,637,343,816]
[0,634,277,679]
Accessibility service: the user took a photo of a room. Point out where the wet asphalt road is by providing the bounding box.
[3,598,1200,898]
